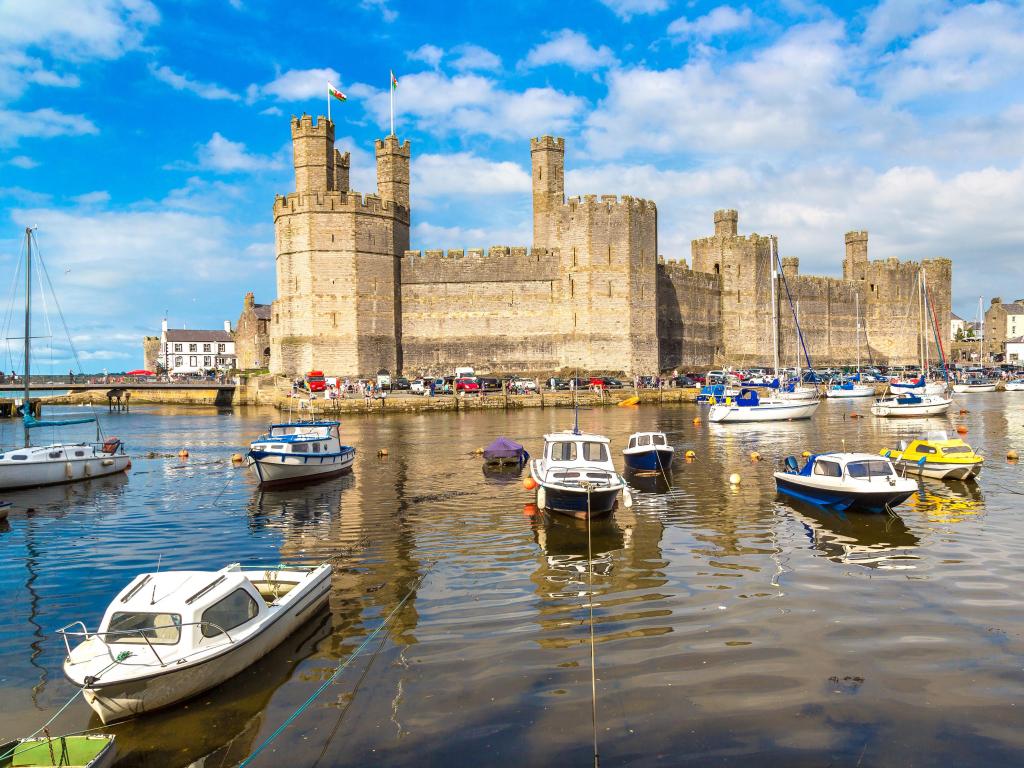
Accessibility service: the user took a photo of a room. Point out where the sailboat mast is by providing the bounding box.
[23,227,31,448]
[770,240,779,377]
[923,270,931,375]
[978,296,984,364]
[855,292,861,373]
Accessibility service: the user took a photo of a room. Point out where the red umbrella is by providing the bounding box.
[127,369,155,376]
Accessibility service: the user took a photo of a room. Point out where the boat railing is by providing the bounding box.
[58,619,235,669]
[535,463,621,489]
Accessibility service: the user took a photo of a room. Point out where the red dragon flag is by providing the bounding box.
[327,81,346,121]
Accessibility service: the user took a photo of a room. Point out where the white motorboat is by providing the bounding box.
[775,452,919,513]
[61,562,332,724]
[529,429,631,519]
[0,228,131,491]
[824,381,875,398]
[1005,379,1024,391]
[952,378,997,393]
[708,388,819,423]
[247,420,355,486]
[871,393,952,417]
[622,431,674,472]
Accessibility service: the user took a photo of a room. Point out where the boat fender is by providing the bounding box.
[65,462,73,478]
[84,463,92,476]
[724,397,732,405]
[622,487,633,508]
[729,473,741,485]
[102,458,114,467]
[536,486,546,510]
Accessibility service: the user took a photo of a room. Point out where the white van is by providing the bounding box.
[455,366,475,378]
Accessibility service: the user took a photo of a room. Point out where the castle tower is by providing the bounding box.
[714,209,738,238]
[843,230,868,280]
[270,115,409,376]
[376,136,410,208]
[531,136,564,250]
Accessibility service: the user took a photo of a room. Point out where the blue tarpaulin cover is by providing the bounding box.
[483,436,526,461]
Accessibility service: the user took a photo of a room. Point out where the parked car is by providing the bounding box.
[683,371,706,385]
[376,368,392,390]
[671,375,697,388]
[455,377,481,394]
[392,376,410,391]
[603,377,625,389]
[589,376,608,390]
[478,377,501,392]
[410,378,426,395]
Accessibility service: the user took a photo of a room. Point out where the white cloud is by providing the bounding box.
[408,44,443,69]
[522,30,617,71]
[412,153,531,199]
[0,50,81,100]
[0,107,98,148]
[668,6,755,40]
[259,106,282,116]
[196,133,285,173]
[72,190,110,206]
[412,220,531,250]
[861,0,947,51]
[150,63,239,101]
[8,155,38,169]
[598,0,668,21]
[451,44,502,72]
[162,177,247,213]
[359,0,397,23]
[353,71,585,140]
[875,2,1024,103]
[0,0,160,61]
[256,67,341,102]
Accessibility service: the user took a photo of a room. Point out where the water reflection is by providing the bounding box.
[783,499,921,569]
[906,481,985,523]
[624,467,671,495]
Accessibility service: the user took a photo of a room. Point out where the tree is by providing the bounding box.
[955,327,965,341]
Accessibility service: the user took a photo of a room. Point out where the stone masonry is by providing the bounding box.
[267,115,953,376]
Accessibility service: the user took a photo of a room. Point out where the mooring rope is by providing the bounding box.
[237,561,435,767]
[584,485,600,768]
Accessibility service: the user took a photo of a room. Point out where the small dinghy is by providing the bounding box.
[870,393,952,417]
[482,436,529,467]
[1005,378,1024,391]
[775,452,918,513]
[247,421,354,486]
[0,735,115,768]
[529,431,630,519]
[61,562,332,724]
[882,431,983,480]
[824,380,875,398]
[622,432,674,472]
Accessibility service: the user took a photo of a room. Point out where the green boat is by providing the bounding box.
[0,735,115,767]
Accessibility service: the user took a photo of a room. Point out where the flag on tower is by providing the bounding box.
[328,83,347,102]
[389,70,398,135]
[391,70,398,90]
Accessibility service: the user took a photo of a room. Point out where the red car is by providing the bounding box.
[305,370,327,392]
[455,377,481,393]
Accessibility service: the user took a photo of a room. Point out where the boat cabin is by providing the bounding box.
[252,421,341,455]
[541,431,617,485]
[785,452,899,480]
[626,432,668,450]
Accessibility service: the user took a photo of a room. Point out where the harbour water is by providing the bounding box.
[1,396,1023,766]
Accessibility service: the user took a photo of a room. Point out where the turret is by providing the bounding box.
[290,114,335,194]
[843,230,868,279]
[334,148,350,193]
[375,135,410,208]
[531,136,564,249]
[714,209,738,238]
[781,256,799,279]
[244,291,255,310]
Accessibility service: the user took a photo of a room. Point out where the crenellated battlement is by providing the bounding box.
[403,245,555,262]
[291,113,333,137]
[844,230,869,243]
[274,190,409,220]
[402,245,560,285]
[375,136,411,157]
[530,135,564,151]
[562,193,656,213]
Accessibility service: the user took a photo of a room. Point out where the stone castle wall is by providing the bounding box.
[143,336,160,372]
[234,292,270,370]
[657,260,721,369]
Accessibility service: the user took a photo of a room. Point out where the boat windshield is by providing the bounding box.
[581,442,608,462]
[847,460,894,478]
[550,442,576,461]
[941,446,973,455]
[107,612,182,644]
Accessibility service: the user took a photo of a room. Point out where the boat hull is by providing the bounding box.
[1005,382,1024,391]
[0,451,130,491]
[72,573,332,724]
[537,484,620,519]
[622,448,673,472]
[952,384,997,393]
[775,474,915,513]
[824,385,875,398]
[709,400,819,423]
[248,447,354,486]
[870,399,951,417]
[893,460,982,480]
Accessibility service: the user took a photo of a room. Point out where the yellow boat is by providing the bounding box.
[882,431,983,480]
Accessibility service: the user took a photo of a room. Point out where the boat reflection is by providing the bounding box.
[906,482,984,523]
[3,471,129,515]
[623,467,671,495]
[481,461,525,485]
[106,608,332,768]
[783,498,921,569]
[247,472,356,531]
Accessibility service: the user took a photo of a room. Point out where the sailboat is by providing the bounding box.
[709,241,819,423]
[0,228,130,490]
[825,292,874,398]
[953,297,996,393]
[891,270,948,396]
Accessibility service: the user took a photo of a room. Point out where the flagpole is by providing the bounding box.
[327,84,331,123]
[389,72,394,136]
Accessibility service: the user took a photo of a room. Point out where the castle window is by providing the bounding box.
[714,264,720,275]
[608,245,612,264]
[572,247,577,267]
[608,281,612,298]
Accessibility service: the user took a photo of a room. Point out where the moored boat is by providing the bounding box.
[0,735,115,767]
[482,436,529,467]
[1005,379,1024,391]
[824,380,875,398]
[61,562,332,724]
[622,431,674,472]
[529,431,630,519]
[247,421,354,486]
[708,388,819,423]
[870,393,952,417]
[952,377,997,393]
[775,452,918,513]
[882,431,983,480]
[890,378,947,396]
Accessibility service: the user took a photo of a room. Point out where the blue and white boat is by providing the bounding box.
[622,431,674,472]
[774,452,918,513]
[247,421,355,486]
[529,430,630,519]
[824,376,875,398]
[708,388,819,423]
[696,383,739,404]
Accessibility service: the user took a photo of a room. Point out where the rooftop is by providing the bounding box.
[166,329,233,343]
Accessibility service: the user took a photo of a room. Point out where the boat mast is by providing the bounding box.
[770,239,779,378]
[978,296,984,365]
[855,292,861,375]
[23,227,31,448]
[922,270,931,377]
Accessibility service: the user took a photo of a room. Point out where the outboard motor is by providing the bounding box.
[784,456,800,473]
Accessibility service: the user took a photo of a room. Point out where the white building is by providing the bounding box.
[1006,337,1024,364]
[950,312,966,341]
[160,319,236,375]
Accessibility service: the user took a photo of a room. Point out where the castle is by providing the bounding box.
[266,115,951,376]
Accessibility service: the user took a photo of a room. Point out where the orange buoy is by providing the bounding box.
[692,417,701,425]
[750,451,761,462]
[1008,450,1019,461]
[523,476,538,491]
[230,453,243,463]
[959,409,969,415]
[956,425,968,435]
[685,449,696,459]
[178,449,189,459]
[849,413,859,419]
[802,450,811,458]
[523,503,538,517]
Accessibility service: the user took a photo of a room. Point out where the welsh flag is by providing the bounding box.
[391,70,398,90]
[328,82,347,102]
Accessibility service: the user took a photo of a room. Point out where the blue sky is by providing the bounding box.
[1,0,1022,370]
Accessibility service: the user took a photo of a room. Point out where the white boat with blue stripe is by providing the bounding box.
[247,421,355,486]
